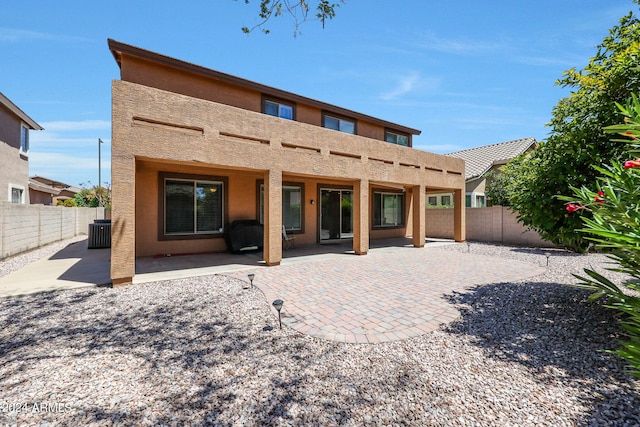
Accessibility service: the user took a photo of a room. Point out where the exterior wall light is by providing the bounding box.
[272,299,284,329]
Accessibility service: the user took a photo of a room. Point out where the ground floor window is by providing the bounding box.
[373,192,404,227]
[465,192,486,208]
[164,179,223,235]
[9,185,25,204]
[259,183,303,231]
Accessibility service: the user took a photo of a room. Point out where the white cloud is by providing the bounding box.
[29,152,110,171]
[380,72,420,101]
[25,119,111,186]
[0,27,88,43]
[38,120,111,132]
[415,143,462,154]
[29,152,111,187]
[30,135,110,148]
[513,55,576,68]
[415,31,506,55]
[379,72,440,101]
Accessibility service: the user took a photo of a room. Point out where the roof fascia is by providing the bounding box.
[0,92,43,130]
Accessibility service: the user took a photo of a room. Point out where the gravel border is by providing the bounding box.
[0,241,638,425]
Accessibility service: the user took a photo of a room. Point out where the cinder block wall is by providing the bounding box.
[38,206,62,246]
[425,208,453,239]
[0,202,104,259]
[426,206,554,247]
[1,204,39,257]
[501,208,551,247]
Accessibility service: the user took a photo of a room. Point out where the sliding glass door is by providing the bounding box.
[320,189,353,241]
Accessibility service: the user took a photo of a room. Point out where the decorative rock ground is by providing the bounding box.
[0,241,638,425]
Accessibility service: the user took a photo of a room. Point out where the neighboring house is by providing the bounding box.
[427,138,537,208]
[29,176,80,205]
[108,40,466,286]
[0,92,43,204]
[28,178,60,205]
[56,186,81,205]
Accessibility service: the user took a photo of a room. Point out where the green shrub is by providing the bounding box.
[502,7,640,252]
[562,94,640,377]
[59,198,77,207]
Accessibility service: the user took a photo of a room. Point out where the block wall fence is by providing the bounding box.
[0,202,105,259]
[426,206,554,248]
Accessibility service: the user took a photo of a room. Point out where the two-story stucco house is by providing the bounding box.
[0,92,43,204]
[108,40,466,286]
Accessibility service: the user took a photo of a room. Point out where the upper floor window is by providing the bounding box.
[385,130,409,147]
[20,125,29,154]
[263,98,294,120]
[323,114,355,135]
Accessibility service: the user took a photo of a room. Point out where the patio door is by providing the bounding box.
[320,189,353,241]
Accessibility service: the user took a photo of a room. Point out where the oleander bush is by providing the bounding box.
[561,94,640,377]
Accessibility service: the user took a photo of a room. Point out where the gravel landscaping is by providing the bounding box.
[1,240,639,425]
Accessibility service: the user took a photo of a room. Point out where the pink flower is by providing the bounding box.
[623,159,640,169]
[566,203,582,213]
[594,191,605,203]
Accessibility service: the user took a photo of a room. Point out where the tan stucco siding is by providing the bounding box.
[119,54,406,143]
[120,55,261,113]
[113,80,463,187]
[111,79,465,282]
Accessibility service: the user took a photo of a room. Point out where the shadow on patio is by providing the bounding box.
[133,237,455,284]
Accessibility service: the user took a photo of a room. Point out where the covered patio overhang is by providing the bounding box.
[132,236,458,285]
[130,157,463,272]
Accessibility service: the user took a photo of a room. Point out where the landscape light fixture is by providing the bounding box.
[272,299,284,329]
[545,252,551,267]
[466,241,470,253]
[248,273,255,289]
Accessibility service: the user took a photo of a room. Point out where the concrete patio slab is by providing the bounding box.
[0,239,111,297]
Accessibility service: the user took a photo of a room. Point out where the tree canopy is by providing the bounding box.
[235,0,343,34]
[502,5,640,251]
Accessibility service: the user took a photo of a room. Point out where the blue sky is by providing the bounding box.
[2,0,636,188]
